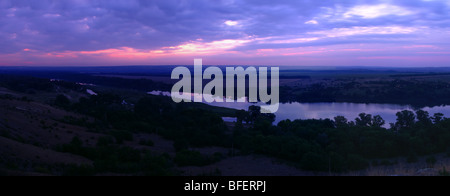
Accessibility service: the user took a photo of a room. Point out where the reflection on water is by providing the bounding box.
[148,91,450,125]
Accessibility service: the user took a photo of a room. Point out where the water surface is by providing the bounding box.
[148,91,450,125]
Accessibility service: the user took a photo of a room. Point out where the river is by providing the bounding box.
[148,91,450,126]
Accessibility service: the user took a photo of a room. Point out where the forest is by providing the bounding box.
[280,79,450,107]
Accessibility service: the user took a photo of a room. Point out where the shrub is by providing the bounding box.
[110,130,133,144]
[54,94,70,108]
[139,139,154,147]
[62,164,95,176]
[140,153,173,176]
[34,166,51,174]
[346,154,369,171]
[174,150,209,167]
[426,156,437,168]
[407,153,419,163]
[439,167,450,176]
[379,159,397,166]
[300,152,328,171]
[198,168,222,176]
[96,136,115,147]
[0,129,11,138]
[173,139,189,152]
[211,152,224,163]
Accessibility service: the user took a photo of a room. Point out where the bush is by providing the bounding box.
[0,129,11,138]
[139,139,154,147]
[407,153,419,163]
[62,164,96,176]
[211,152,224,163]
[96,136,114,147]
[110,130,133,144]
[379,159,397,166]
[117,147,141,162]
[329,153,346,172]
[58,136,85,155]
[174,139,189,152]
[300,152,328,171]
[140,153,173,176]
[198,168,222,176]
[34,166,51,174]
[426,156,437,168]
[174,150,210,167]
[346,154,369,171]
[54,94,70,108]
[439,167,450,176]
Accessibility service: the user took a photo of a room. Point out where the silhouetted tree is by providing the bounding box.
[248,105,261,124]
[416,110,432,125]
[432,113,444,124]
[334,116,348,128]
[236,110,249,124]
[395,110,416,130]
[355,113,372,127]
[371,115,385,128]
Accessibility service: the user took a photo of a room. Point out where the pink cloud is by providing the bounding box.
[282,51,325,56]
[403,45,439,49]
[1,35,449,67]
[163,38,252,55]
[417,52,450,54]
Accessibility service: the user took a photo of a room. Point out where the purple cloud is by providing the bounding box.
[0,0,449,66]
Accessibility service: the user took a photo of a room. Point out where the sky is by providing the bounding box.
[0,0,450,67]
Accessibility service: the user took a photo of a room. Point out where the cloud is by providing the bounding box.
[225,20,239,26]
[310,26,419,38]
[0,0,449,66]
[163,38,252,55]
[305,20,319,25]
[343,4,416,19]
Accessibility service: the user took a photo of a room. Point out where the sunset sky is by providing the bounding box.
[1,0,450,67]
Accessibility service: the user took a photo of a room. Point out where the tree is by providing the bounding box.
[416,110,432,125]
[355,113,372,127]
[432,113,444,124]
[370,115,385,128]
[248,105,261,124]
[261,113,276,124]
[394,110,416,130]
[334,116,348,128]
[247,105,275,124]
[236,110,249,124]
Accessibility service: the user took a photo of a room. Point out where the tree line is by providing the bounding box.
[233,106,450,172]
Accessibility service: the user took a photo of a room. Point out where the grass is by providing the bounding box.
[346,156,450,176]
